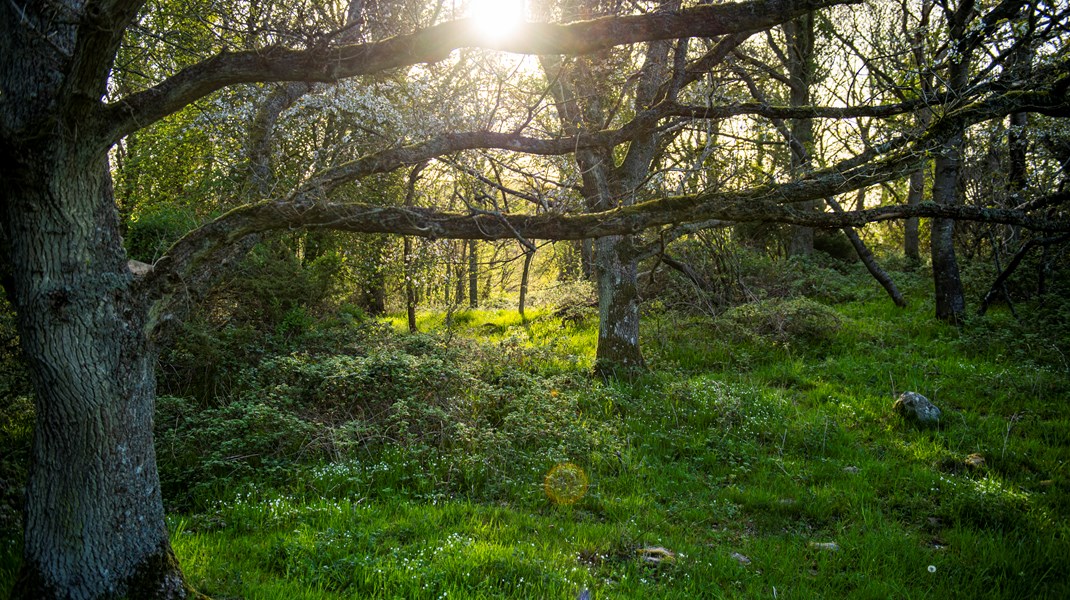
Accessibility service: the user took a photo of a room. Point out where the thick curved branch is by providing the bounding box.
[661,99,938,120]
[140,81,1070,303]
[100,0,860,143]
[288,125,662,203]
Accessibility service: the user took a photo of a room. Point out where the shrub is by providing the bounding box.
[155,328,622,507]
[155,395,319,508]
[529,280,597,326]
[720,297,843,348]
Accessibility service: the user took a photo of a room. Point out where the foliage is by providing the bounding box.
[653,244,877,319]
[719,297,843,348]
[155,321,620,510]
[146,280,1070,599]
[0,293,31,544]
[528,280,597,326]
[124,204,199,263]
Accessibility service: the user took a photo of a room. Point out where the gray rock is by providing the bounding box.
[730,552,752,565]
[893,391,942,427]
[808,541,841,552]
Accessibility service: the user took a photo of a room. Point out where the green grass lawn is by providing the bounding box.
[3,276,1069,598]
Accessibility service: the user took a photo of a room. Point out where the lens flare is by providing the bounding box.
[544,462,588,505]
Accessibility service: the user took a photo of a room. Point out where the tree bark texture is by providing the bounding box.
[519,247,535,318]
[593,235,644,375]
[2,145,188,599]
[0,0,192,595]
[930,132,967,323]
[404,237,418,333]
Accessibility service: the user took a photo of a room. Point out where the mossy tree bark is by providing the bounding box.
[0,0,192,594]
[538,3,678,374]
[2,137,189,600]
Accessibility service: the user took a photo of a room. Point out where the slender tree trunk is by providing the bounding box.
[402,163,425,331]
[519,246,535,318]
[904,0,933,266]
[580,239,594,280]
[3,144,190,599]
[827,192,907,307]
[404,237,418,332]
[785,12,817,257]
[905,165,924,263]
[455,242,468,306]
[468,240,479,309]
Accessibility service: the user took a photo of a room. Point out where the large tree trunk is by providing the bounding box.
[3,144,189,598]
[930,129,967,323]
[593,235,643,374]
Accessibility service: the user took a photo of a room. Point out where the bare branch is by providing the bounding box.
[100,0,861,143]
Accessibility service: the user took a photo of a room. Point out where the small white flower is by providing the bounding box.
[928,565,937,573]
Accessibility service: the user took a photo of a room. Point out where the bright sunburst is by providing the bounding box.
[467,0,526,42]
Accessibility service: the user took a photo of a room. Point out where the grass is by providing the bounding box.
[2,271,1069,598]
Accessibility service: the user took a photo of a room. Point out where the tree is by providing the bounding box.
[538,0,678,373]
[1,0,1067,597]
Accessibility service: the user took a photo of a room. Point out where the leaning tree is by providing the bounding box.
[1,0,1068,597]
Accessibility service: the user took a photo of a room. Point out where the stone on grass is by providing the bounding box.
[808,541,840,552]
[730,552,751,565]
[893,391,942,427]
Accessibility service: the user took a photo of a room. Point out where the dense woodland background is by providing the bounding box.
[2,0,1070,597]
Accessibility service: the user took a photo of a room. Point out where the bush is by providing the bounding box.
[720,297,843,348]
[155,328,622,507]
[529,280,597,326]
[156,395,319,508]
[0,395,33,537]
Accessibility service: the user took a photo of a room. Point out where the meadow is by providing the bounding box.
[2,258,1068,598]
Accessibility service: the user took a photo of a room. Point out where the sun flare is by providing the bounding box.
[467,0,526,42]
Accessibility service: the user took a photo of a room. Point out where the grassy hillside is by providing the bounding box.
[2,260,1069,598]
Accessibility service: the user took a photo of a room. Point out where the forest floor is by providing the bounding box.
[2,262,1070,598]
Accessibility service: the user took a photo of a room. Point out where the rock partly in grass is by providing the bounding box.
[731,552,752,565]
[808,541,841,552]
[893,391,942,427]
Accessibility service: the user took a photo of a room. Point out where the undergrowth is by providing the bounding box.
[2,257,1069,598]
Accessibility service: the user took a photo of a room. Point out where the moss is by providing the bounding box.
[10,543,208,600]
[124,543,208,600]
